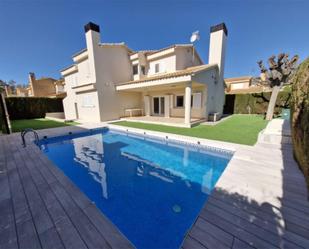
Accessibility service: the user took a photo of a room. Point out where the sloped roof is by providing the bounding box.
[225,76,252,84]
[116,64,217,86]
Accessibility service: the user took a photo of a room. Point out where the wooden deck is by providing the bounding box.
[0,128,133,249]
[1,124,309,249]
[183,142,309,249]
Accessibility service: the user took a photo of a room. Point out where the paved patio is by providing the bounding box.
[120,116,204,127]
[1,120,309,248]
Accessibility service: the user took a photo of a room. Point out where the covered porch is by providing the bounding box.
[115,64,218,128]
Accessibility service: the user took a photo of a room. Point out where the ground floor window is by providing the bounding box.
[175,92,202,108]
[82,95,95,107]
[176,95,184,107]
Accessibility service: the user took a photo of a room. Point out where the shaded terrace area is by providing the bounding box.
[116,64,220,128]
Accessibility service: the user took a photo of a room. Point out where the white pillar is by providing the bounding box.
[144,95,150,116]
[184,84,192,125]
[164,95,170,118]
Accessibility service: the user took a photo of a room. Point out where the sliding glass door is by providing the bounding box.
[153,97,165,116]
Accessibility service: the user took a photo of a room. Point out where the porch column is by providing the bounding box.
[184,83,192,125]
[144,95,150,116]
[164,95,170,118]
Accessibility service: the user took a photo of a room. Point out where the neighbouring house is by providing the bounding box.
[27,73,57,97]
[61,22,228,127]
[16,86,29,97]
[15,73,66,98]
[4,85,14,97]
[54,78,66,98]
[225,76,271,94]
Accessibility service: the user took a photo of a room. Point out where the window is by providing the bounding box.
[176,95,184,107]
[175,92,202,108]
[155,63,160,73]
[82,95,95,107]
[192,92,202,108]
[133,65,138,75]
[141,66,146,75]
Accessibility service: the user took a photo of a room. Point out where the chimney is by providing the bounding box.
[208,23,228,83]
[84,22,101,83]
[28,72,36,84]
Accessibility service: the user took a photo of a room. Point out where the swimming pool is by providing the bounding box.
[39,128,232,248]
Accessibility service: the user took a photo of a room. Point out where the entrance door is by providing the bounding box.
[153,97,165,116]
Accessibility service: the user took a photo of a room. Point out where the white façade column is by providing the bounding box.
[144,95,150,116]
[184,83,192,125]
[164,95,170,118]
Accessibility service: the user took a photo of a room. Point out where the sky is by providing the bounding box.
[0,0,308,84]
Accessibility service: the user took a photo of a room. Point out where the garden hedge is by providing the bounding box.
[225,91,291,115]
[3,97,64,120]
[290,57,309,191]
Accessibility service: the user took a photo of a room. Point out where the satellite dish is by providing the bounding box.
[190,31,200,43]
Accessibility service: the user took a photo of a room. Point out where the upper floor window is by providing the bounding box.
[155,63,160,73]
[133,65,138,75]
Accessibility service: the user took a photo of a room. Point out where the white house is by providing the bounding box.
[61,22,228,127]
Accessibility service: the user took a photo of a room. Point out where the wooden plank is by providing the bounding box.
[189,225,230,249]
[50,182,111,248]
[16,219,41,249]
[182,236,207,249]
[31,142,132,249]
[0,224,18,249]
[199,208,278,249]
[232,238,254,249]
[208,195,309,248]
[193,217,233,247]
[39,227,65,249]
[204,203,300,248]
[0,198,15,233]
[84,204,133,248]
[10,136,88,249]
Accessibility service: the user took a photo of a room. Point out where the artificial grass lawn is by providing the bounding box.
[112,115,268,145]
[11,118,78,133]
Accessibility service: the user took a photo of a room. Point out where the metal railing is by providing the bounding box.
[21,128,39,147]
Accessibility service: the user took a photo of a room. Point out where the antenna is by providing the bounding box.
[190,31,200,43]
[190,31,200,64]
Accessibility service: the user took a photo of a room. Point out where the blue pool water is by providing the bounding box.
[39,129,232,248]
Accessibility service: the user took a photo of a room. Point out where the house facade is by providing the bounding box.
[15,73,66,98]
[225,76,271,94]
[61,22,228,127]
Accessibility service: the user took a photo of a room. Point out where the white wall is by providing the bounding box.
[94,45,134,121]
[175,47,202,70]
[193,68,225,117]
[148,55,176,75]
[75,91,101,122]
[63,72,78,120]
[77,59,91,85]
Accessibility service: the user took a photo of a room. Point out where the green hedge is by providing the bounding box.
[3,97,64,120]
[291,58,309,191]
[232,91,291,115]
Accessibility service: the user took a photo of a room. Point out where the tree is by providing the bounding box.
[257,53,299,120]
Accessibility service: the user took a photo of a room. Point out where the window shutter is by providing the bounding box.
[192,92,202,108]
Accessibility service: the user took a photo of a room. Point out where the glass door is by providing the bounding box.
[153,97,165,116]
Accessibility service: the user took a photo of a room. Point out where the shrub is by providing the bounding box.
[4,97,64,120]
[290,57,309,191]
[231,91,291,115]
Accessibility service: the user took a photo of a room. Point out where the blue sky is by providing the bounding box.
[0,0,308,84]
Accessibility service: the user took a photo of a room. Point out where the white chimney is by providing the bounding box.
[84,22,101,83]
[208,23,228,83]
